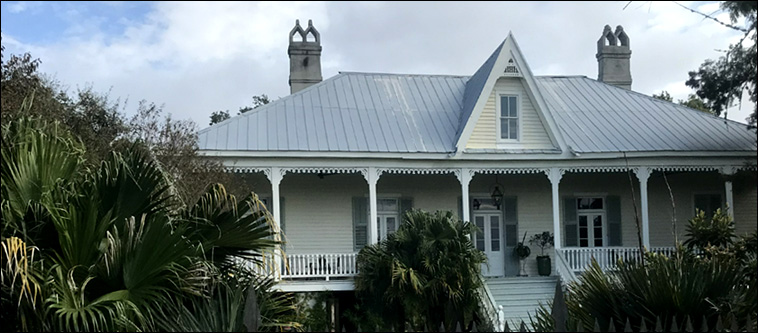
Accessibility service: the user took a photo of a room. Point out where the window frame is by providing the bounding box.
[496,94,522,143]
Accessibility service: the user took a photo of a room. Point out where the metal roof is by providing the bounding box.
[198,73,756,154]
[457,41,504,138]
[537,76,757,153]
[198,72,467,153]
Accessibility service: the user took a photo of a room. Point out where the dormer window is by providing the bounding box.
[499,95,519,141]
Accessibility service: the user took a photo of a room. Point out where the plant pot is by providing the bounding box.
[536,256,551,276]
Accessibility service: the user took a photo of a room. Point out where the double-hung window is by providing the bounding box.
[499,95,519,141]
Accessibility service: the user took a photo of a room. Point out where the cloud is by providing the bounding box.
[7,1,42,14]
[1,1,751,126]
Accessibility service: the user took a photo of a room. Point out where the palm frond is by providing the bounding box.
[183,184,278,269]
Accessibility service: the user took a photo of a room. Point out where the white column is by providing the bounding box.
[722,167,735,219]
[634,167,651,249]
[269,167,284,280]
[367,167,380,245]
[458,168,473,223]
[547,168,564,249]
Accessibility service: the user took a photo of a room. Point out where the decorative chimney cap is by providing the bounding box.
[289,19,320,44]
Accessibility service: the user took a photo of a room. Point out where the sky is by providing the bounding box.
[1,1,753,128]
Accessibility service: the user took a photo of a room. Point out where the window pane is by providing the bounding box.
[709,195,722,215]
[500,118,509,139]
[500,96,509,117]
[580,239,589,247]
[594,238,603,247]
[509,119,518,140]
[474,198,499,211]
[387,217,396,235]
[590,198,603,209]
[593,215,602,227]
[579,227,588,239]
[579,215,588,227]
[475,217,485,251]
[379,199,398,212]
[509,97,518,117]
[577,198,589,210]
[490,216,500,251]
[694,195,709,214]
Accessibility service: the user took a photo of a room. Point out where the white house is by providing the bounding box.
[198,21,757,323]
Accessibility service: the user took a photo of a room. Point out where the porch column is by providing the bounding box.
[634,167,651,249]
[721,167,735,219]
[458,168,473,223]
[367,167,380,245]
[547,168,564,249]
[270,167,284,280]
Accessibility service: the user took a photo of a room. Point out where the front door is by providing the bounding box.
[474,213,504,277]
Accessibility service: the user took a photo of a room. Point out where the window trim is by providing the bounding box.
[495,93,522,144]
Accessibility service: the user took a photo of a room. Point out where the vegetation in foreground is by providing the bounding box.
[532,208,757,331]
[1,117,299,331]
[351,210,488,332]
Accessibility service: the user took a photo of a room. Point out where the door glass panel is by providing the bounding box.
[593,215,603,247]
[386,217,396,236]
[490,216,500,251]
[578,215,589,247]
[475,216,485,251]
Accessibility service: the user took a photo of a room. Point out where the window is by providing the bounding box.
[576,197,605,248]
[694,194,722,219]
[499,95,519,141]
[377,198,400,241]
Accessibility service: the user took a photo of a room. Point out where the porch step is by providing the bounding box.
[485,276,559,327]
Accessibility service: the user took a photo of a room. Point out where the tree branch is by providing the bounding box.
[673,1,748,33]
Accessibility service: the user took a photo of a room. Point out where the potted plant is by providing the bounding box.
[513,232,531,276]
[529,231,555,276]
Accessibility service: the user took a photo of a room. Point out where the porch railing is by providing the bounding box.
[282,253,359,280]
[557,247,676,272]
[553,248,577,284]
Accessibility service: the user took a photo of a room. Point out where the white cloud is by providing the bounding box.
[2,1,752,125]
[7,1,42,13]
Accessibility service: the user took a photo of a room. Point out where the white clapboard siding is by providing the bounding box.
[467,77,554,150]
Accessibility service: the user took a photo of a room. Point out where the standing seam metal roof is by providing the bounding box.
[197,73,756,154]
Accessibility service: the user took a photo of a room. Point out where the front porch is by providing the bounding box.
[232,165,755,289]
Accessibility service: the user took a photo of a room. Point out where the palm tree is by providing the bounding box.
[1,117,297,331]
[354,209,487,331]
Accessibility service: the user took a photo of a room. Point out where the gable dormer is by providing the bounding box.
[456,33,565,153]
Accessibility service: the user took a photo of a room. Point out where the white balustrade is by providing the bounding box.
[557,247,677,272]
[280,253,359,280]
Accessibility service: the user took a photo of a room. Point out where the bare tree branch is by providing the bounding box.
[673,1,748,33]
[624,153,646,263]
